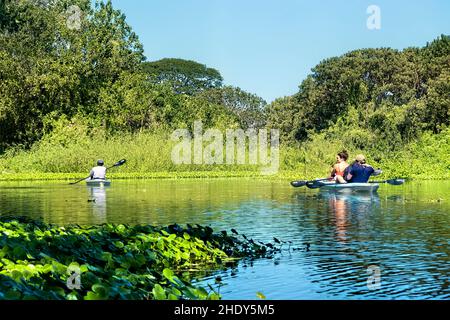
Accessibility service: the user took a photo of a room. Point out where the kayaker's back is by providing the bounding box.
[91,166,106,179]
[346,163,374,183]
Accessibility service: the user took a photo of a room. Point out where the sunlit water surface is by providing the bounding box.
[0,179,448,299]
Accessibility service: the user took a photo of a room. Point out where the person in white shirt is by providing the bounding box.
[89,160,107,180]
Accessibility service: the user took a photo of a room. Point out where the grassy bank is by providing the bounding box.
[0,128,449,181]
[0,171,296,182]
[0,217,278,300]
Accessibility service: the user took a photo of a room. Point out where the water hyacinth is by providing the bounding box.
[0,217,279,300]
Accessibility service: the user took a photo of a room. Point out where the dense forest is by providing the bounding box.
[0,0,448,178]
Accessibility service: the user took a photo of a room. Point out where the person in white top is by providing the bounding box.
[89,159,107,180]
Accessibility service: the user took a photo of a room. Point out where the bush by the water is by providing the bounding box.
[0,122,448,180]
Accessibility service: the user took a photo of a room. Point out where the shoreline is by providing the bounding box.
[0,171,449,182]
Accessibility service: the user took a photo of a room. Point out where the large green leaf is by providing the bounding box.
[152,284,166,300]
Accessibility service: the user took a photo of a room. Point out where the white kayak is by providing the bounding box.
[316,181,379,193]
[86,179,111,187]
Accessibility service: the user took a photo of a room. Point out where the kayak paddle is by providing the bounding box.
[369,178,405,185]
[290,178,330,188]
[291,177,406,188]
[69,159,127,185]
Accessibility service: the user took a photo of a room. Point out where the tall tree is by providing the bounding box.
[142,58,223,95]
[266,35,450,143]
[0,0,145,148]
[197,86,267,129]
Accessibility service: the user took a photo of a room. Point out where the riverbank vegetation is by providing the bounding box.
[0,216,278,300]
[0,0,448,180]
[0,126,448,180]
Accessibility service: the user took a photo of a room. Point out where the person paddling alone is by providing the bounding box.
[345,154,382,183]
[89,159,107,180]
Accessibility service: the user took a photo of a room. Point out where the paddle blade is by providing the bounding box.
[290,181,307,188]
[387,178,405,185]
[114,159,127,167]
[306,181,322,189]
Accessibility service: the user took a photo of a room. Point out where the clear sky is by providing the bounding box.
[109,0,450,102]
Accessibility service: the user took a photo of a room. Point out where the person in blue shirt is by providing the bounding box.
[344,154,382,183]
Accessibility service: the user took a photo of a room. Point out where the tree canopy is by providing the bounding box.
[142,58,223,95]
[196,86,267,129]
[0,0,448,159]
[266,34,450,149]
[0,0,145,148]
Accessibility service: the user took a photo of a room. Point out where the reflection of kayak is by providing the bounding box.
[317,181,379,193]
[86,179,111,187]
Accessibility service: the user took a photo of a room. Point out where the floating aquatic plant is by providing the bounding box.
[0,217,279,300]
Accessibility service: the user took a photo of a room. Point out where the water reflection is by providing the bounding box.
[88,186,108,224]
[0,180,449,299]
[319,192,380,243]
[327,193,350,243]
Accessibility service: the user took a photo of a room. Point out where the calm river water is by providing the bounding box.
[0,179,448,299]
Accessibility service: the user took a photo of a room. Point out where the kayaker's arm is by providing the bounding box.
[363,164,382,176]
[373,169,382,176]
[329,165,337,178]
[344,165,353,182]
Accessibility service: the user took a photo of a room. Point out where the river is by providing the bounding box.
[0,179,448,299]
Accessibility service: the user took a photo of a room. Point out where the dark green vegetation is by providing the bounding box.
[0,216,279,300]
[265,35,450,179]
[267,37,450,145]
[0,0,448,178]
[0,0,259,151]
[142,58,223,95]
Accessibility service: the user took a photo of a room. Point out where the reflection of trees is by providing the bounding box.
[0,180,288,226]
[102,180,286,226]
[0,185,44,221]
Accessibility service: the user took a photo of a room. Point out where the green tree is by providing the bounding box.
[197,86,267,129]
[265,96,300,142]
[142,58,223,95]
[266,35,449,145]
[0,0,145,149]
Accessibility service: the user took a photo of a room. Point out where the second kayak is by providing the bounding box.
[316,181,379,193]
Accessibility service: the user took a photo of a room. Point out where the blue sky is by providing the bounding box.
[110,0,450,102]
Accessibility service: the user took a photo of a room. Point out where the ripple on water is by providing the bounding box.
[0,179,449,299]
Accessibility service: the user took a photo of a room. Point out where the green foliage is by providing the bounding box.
[266,35,450,145]
[197,86,267,129]
[378,128,450,179]
[0,217,279,300]
[0,0,144,149]
[142,58,223,95]
[278,127,450,180]
[97,71,159,132]
[0,119,261,173]
[0,0,447,180]
[266,96,300,143]
[0,121,448,180]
